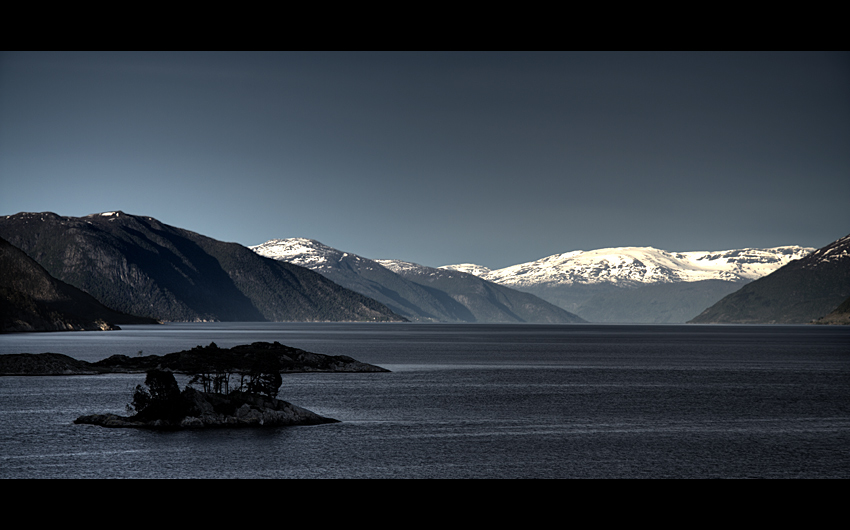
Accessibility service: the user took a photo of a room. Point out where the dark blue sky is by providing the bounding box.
[2,51,848,269]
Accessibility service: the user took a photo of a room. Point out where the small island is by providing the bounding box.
[75,370,339,430]
[1,341,389,430]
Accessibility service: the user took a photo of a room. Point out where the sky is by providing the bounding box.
[2,51,848,270]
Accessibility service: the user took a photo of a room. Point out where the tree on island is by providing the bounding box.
[242,352,282,399]
[130,368,183,421]
[184,343,283,399]
[187,342,236,394]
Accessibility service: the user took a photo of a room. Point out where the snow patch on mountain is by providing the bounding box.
[441,263,494,276]
[375,259,463,278]
[800,234,850,269]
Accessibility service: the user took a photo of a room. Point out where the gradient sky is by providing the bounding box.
[2,51,848,269]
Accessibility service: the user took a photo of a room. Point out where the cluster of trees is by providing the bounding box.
[185,342,283,398]
[129,343,284,419]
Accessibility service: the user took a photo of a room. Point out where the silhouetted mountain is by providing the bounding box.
[689,233,850,324]
[252,238,585,323]
[1,236,158,332]
[0,212,404,323]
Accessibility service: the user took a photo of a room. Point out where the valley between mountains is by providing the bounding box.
[2,211,848,331]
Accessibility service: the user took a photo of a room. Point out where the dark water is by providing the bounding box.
[1,323,848,478]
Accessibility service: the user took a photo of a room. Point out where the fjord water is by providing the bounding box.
[1,323,848,478]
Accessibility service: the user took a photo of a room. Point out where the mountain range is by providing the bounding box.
[2,210,845,328]
[689,233,850,324]
[250,238,585,324]
[0,212,404,324]
[441,246,815,323]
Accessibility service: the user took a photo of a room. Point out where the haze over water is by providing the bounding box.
[2,322,848,479]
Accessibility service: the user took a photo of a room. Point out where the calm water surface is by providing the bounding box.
[1,322,848,478]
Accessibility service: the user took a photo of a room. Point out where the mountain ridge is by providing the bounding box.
[251,238,585,324]
[442,245,815,287]
[0,212,405,324]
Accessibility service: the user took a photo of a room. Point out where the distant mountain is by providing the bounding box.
[689,234,850,324]
[375,259,586,323]
[442,246,814,323]
[0,212,404,323]
[1,236,158,332]
[567,280,748,324]
[251,238,461,322]
[251,238,585,323]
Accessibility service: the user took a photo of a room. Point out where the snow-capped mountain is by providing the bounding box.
[250,239,585,324]
[440,245,815,323]
[441,246,815,288]
[252,238,378,273]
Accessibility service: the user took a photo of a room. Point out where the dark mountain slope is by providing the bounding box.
[1,236,158,332]
[689,233,850,324]
[0,212,403,323]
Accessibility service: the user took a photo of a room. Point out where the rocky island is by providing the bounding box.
[1,341,388,430]
[0,340,389,376]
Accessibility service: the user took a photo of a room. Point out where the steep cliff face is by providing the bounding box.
[0,212,404,323]
[1,236,158,332]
